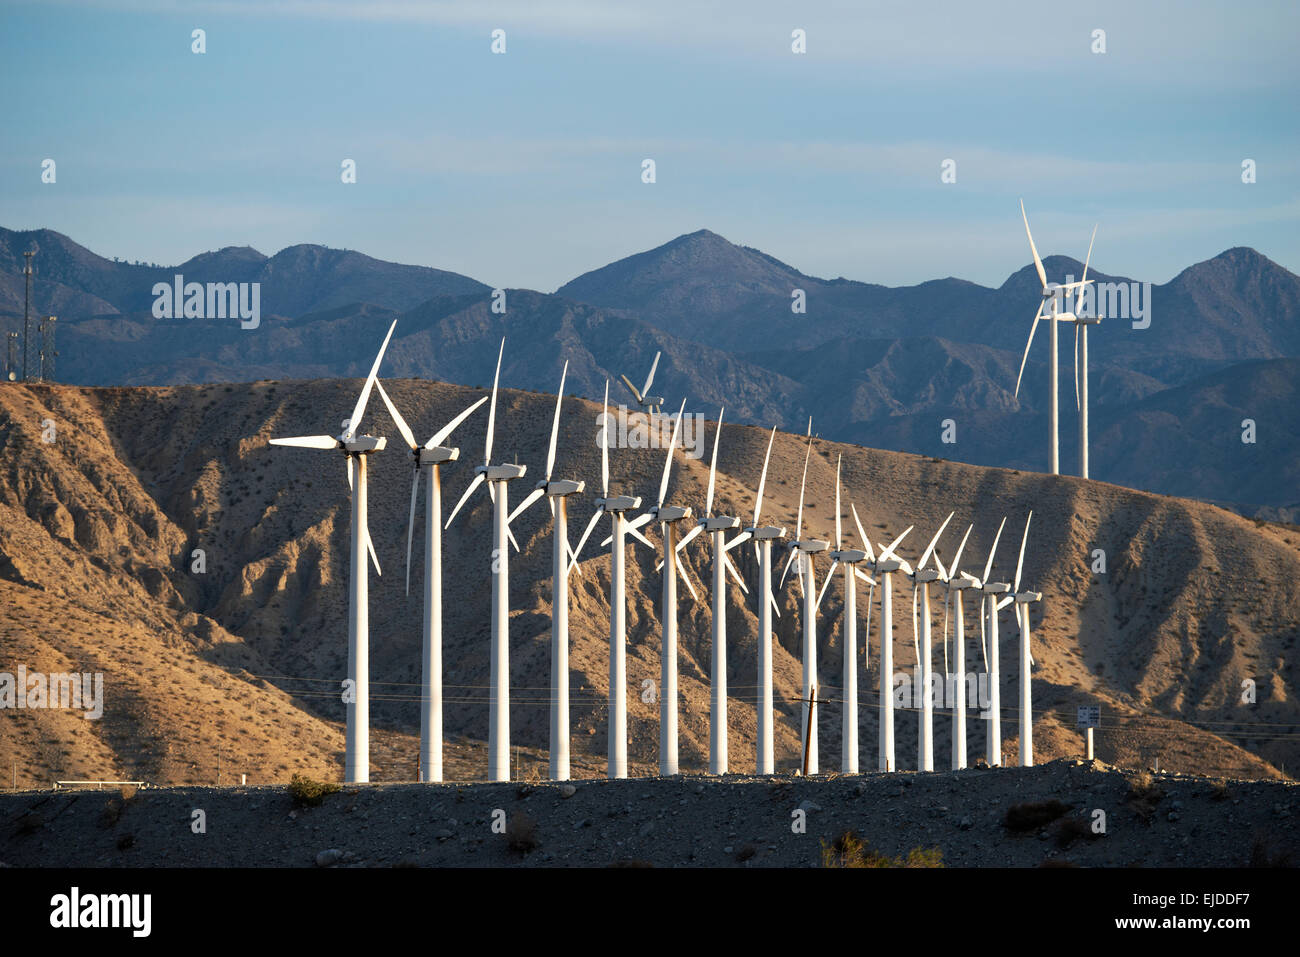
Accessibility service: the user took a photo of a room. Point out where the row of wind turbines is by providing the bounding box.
[269,325,1045,783]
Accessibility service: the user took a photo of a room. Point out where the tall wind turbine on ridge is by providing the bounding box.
[1014,200,1094,475]
[813,455,875,773]
[779,423,828,774]
[573,382,655,779]
[268,319,397,783]
[907,513,954,772]
[504,361,586,781]
[640,399,700,775]
[686,408,749,774]
[722,426,785,774]
[1069,227,1103,480]
[445,338,527,782]
[619,350,664,415]
[977,517,1010,767]
[1010,512,1042,766]
[374,379,487,783]
[867,524,913,772]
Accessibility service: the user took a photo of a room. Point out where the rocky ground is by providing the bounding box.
[2,759,1295,868]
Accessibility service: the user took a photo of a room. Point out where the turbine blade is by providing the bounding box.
[601,380,610,499]
[877,525,914,564]
[768,588,781,620]
[571,508,605,565]
[705,407,724,517]
[405,467,420,596]
[853,567,876,587]
[445,472,485,528]
[863,580,875,665]
[779,544,798,590]
[979,597,988,671]
[269,435,340,450]
[951,524,974,576]
[850,503,875,562]
[626,512,654,533]
[346,454,354,491]
[724,530,751,552]
[618,374,644,405]
[675,523,703,553]
[754,426,777,526]
[723,550,749,593]
[366,528,382,577]
[918,511,955,570]
[374,379,417,451]
[816,560,838,611]
[658,398,686,507]
[981,516,1008,584]
[628,525,655,551]
[793,428,813,542]
[507,485,545,525]
[484,337,505,465]
[428,395,489,450]
[545,360,567,482]
[834,453,842,552]
[1074,323,1081,412]
[942,591,951,674]
[346,319,398,441]
[677,559,700,604]
[641,350,660,398]
[1014,511,1032,593]
[1020,199,1047,290]
[1014,303,1044,399]
[506,522,520,553]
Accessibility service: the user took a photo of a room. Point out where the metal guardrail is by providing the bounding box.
[52,780,150,790]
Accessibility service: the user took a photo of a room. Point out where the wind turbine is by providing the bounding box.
[619,350,664,415]
[1010,512,1042,767]
[1014,200,1094,475]
[779,424,828,775]
[868,524,914,773]
[374,379,487,783]
[977,517,1010,767]
[934,524,977,769]
[906,512,954,772]
[1069,227,1103,480]
[268,319,397,783]
[637,398,700,775]
[504,361,585,780]
[684,408,749,775]
[722,426,785,774]
[812,455,875,773]
[573,381,653,779]
[444,338,527,782]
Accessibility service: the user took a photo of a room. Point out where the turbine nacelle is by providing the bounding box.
[1015,590,1043,604]
[344,435,386,453]
[542,478,584,497]
[653,504,692,523]
[793,538,829,554]
[701,515,741,531]
[598,494,641,512]
[478,463,527,481]
[829,548,867,564]
[912,567,941,584]
[418,445,458,465]
[982,581,1011,595]
[945,573,981,591]
[747,525,786,540]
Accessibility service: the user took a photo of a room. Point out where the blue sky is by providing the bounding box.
[3,0,1297,290]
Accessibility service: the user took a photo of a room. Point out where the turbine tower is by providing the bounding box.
[504,362,586,780]
[813,455,875,773]
[907,513,954,772]
[868,525,913,772]
[375,379,487,783]
[722,426,785,774]
[1010,512,1042,767]
[573,382,654,779]
[977,517,1010,767]
[445,338,526,782]
[779,424,828,775]
[640,399,700,775]
[268,319,397,783]
[685,409,748,774]
[934,524,977,769]
[1070,226,1103,480]
[619,350,664,415]
[1015,200,1093,475]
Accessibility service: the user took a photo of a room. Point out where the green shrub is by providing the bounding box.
[288,774,340,808]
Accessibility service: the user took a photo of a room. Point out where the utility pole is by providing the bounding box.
[22,251,34,382]
[38,316,56,382]
[5,332,17,381]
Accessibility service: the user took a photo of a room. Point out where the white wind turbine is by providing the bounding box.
[373,379,487,783]
[907,512,954,772]
[619,350,664,415]
[722,425,785,774]
[868,524,914,773]
[977,516,1010,767]
[1069,227,1103,480]
[1014,200,1094,475]
[933,524,977,769]
[638,398,701,775]
[572,381,655,779]
[1010,512,1042,767]
[444,338,527,782]
[268,319,397,784]
[504,361,586,781]
[778,424,828,775]
[683,408,750,774]
[812,455,876,773]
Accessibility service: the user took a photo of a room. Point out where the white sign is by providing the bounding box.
[1077,705,1100,729]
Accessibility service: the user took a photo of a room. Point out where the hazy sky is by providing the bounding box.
[3,0,1297,290]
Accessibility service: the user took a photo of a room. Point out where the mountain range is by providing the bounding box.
[3,225,1298,518]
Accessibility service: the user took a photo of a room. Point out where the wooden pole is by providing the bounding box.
[801,685,818,776]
